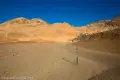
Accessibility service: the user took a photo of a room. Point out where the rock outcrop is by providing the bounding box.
[30,18,47,25]
[3,17,30,24]
[73,15,120,41]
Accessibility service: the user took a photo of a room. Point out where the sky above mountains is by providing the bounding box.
[0,0,120,26]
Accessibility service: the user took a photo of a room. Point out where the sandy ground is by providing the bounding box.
[0,43,120,80]
[74,39,120,54]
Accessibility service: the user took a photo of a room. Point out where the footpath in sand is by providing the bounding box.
[0,43,120,80]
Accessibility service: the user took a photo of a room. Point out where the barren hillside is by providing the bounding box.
[74,15,120,41]
[73,15,120,54]
[0,17,78,43]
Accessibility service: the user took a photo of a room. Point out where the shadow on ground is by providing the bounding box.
[62,57,77,65]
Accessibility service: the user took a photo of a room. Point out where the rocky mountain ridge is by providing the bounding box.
[73,15,120,42]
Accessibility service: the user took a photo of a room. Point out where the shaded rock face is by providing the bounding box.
[78,29,120,41]
[85,20,112,34]
[106,16,120,27]
[74,15,120,41]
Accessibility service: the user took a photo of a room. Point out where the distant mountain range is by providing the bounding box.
[0,15,120,43]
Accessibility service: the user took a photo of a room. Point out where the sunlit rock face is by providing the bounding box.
[0,17,78,43]
[30,18,47,25]
[3,17,30,24]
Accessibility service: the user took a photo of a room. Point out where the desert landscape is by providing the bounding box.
[0,15,120,80]
[0,17,77,43]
